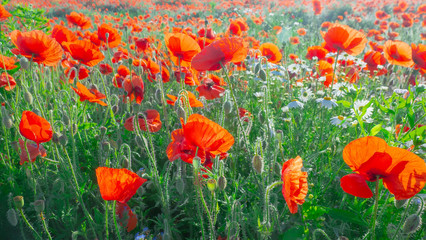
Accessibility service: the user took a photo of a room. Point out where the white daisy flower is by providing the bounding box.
[287,99,304,109]
[351,99,373,120]
[330,115,352,128]
[299,88,313,102]
[394,89,409,95]
[316,97,338,109]
[254,92,265,98]
[332,82,352,97]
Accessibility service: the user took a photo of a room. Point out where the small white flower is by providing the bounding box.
[299,88,313,102]
[376,86,388,91]
[316,90,325,96]
[332,82,352,97]
[254,92,265,98]
[316,97,338,109]
[351,99,373,120]
[330,115,352,128]
[287,99,304,109]
[394,89,409,95]
[281,106,289,112]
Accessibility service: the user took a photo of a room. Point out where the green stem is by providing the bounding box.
[263,181,284,233]
[105,200,109,240]
[370,177,380,240]
[113,201,122,240]
[19,209,42,240]
[40,212,52,240]
[391,198,413,240]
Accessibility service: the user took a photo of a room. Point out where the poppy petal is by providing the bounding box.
[340,173,373,198]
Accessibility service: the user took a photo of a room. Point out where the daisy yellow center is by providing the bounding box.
[338,116,344,120]
[292,99,297,102]
[324,97,332,100]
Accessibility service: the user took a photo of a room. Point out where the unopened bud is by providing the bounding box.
[193,156,201,171]
[176,178,185,195]
[33,200,45,213]
[217,176,227,190]
[394,199,408,209]
[112,105,119,114]
[100,126,107,137]
[252,155,264,174]
[207,179,217,192]
[224,101,232,115]
[176,106,185,119]
[155,89,162,103]
[62,114,70,126]
[121,157,129,168]
[20,57,30,70]
[6,209,18,227]
[52,132,61,144]
[23,91,33,104]
[259,69,267,81]
[59,134,68,146]
[258,110,265,124]
[13,196,24,210]
[135,135,144,148]
[254,62,262,74]
[403,214,421,234]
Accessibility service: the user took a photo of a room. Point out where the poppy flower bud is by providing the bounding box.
[112,105,119,114]
[135,135,144,148]
[394,199,408,209]
[46,80,53,91]
[259,69,267,81]
[11,141,20,153]
[217,176,227,190]
[155,89,162,103]
[121,157,129,168]
[207,179,217,192]
[32,109,41,116]
[62,114,70,126]
[23,90,33,105]
[176,106,185,120]
[2,112,13,129]
[100,126,107,137]
[258,110,265,124]
[52,132,61,144]
[403,214,421,234]
[274,162,281,176]
[20,57,30,70]
[6,209,18,227]
[252,155,264,174]
[33,200,45,213]
[176,178,185,195]
[13,196,24,210]
[128,58,133,65]
[193,156,201,171]
[224,101,232,115]
[254,62,262,74]
[59,134,68,146]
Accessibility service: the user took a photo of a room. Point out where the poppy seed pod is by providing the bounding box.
[6,209,18,227]
[207,179,217,192]
[252,155,264,174]
[20,57,29,70]
[13,196,24,210]
[403,214,421,234]
[23,90,33,105]
[217,176,227,190]
[33,200,45,213]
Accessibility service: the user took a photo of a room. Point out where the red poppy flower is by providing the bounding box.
[19,139,47,165]
[306,46,328,60]
[98,23,122,48]
[124,109,162,133]
[123,74,144,104]
[0,54,18,70]
[66,12,92,30]
[51,25,78,46]
[62,59,90,83]
[297,28,306,36]
[10,30,63,66]
[191,37,248,71]
[95,167,147,203]
[312,0,322,15]
[166,90,203,107]
[363,50,387,76]
[165,33,201,67]
[321,23,367,56]
[115,202,138,232]
[238,108,252,122]
[383,40,414,67]
[259,43,282,63]
[196,78,226,100]
[411,43,426,71]
[62,40,104,67]
[281,156,308,214]
[174,67,199,86]
[19,111,53,146]
[99,63,113,75]
[71,82,107,106]
[0,4,12,21]
[0,72,16,91]
[340,136,426,200]
[135,38,149,52]
[166,114,234,168]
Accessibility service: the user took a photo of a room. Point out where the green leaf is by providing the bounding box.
[337,100,351,108]
[407,108,415,128]
[328,208,368,227]
[400,126,426,142]
[370,124,382,136]
[280,226,305,240]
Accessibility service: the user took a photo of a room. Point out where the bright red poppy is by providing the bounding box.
[99,63,113,75]
[0,73,16,91]
[62,40,104,67]
[281,156,308,214]
[0,54,18,70]
[363,50,387,76]
[95,167,147,203]
[62,59,90,83]
[19,111,53,146]
[321,23,367,56]
[124,109,162,133]
[51,25,78,46]
[411,43,426,71]
[305,46,328,60]
[71,82,107,106]
[166,90,203,107]
[340,136,426,200]
[165,32,201,67]
[66,12,92,30]
[383,40,414,67]
[0,4,12,21]
[10,30,63,66]
[196,77,226,100]
[191,37,248,71]
[259,43,282,63]
[116,202,138,232]
[98,23,122,48]
[19,139,47,165]
[123,74,144,104]
[166,114,234,169]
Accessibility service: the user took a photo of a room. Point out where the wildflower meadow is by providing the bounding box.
[1,0,426,239]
